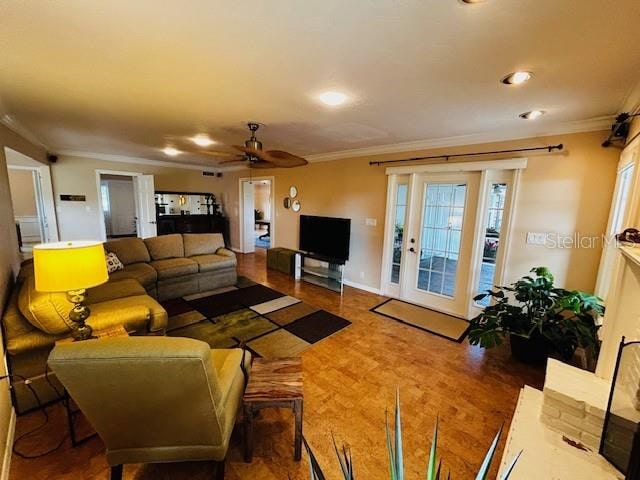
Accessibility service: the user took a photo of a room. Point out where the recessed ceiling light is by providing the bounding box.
[501,71,533,85]
[519,110,545,120]
[318,91,348,106]
[191,134,215,147]
[163,146,181,156]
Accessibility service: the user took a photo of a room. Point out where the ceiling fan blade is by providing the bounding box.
[249,161,275,169]
[215,157,247,164]
[233,145,274,163]
[265,150,308,167]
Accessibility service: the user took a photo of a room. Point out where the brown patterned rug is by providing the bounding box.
[162,277,351,358]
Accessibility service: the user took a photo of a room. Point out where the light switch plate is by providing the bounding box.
[365,218,377,227]
[526,232,547,245]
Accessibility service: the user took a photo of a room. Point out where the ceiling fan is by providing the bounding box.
[199,123,308,169]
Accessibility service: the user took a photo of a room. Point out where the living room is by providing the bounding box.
[1,1,640,479]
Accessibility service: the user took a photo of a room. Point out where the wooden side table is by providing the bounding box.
[243,357,303,462]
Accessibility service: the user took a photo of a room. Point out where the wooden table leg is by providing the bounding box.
[243,402,254,463]
[293,399,303,461]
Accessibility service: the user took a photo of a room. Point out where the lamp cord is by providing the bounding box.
[0,371,68,459]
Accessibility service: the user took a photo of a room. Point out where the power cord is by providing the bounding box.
[0,372,68,458]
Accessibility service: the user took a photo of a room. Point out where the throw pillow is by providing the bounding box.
[105,251,124,273]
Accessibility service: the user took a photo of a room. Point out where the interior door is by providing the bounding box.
[401,172,480,317]
[242,181,256,253]
[133,174,157,238]
[108,180,137,235]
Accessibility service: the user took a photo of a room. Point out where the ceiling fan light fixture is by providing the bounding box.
[318,91,348,106]
[519,110,545,120]
[501,71,533,85]
[191,134,215,147]
[162,146,181,156]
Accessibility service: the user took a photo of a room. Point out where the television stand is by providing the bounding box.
[296,252,345,294]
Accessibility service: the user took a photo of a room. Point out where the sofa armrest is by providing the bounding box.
[216,248,235,258]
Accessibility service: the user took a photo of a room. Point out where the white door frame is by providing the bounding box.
[95,169,142,241]
[380,158,526,319]
[238,176,275,253]
[7,163,59,243]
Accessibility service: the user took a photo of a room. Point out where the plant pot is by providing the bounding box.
[509,333,550,366]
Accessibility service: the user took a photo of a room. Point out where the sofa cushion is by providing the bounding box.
[17,274,75,335]
[183,233,225,257]
[87,279,146,304]
[150,258,198,279]
[104,238,151,266]
[108,263,157,289]
[144,234,184,260]
[189,254,237,273]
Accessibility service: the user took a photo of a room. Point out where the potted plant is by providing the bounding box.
[468,267,604,365]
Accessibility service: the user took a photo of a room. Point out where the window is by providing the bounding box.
[390,184,408,284]
[476,183,508,305]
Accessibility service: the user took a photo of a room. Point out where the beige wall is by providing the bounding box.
[7,169,36,217]
[218,130,619,292]
[0,124,47,476]
[254,182,271,221]
[50,156,229,240]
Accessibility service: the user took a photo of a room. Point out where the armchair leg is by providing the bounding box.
[110,465,123,480]
[214,459,225,480]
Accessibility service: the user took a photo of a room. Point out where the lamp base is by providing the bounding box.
[67,289,96,341]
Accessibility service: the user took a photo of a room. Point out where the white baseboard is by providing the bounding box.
[230,247,242,253]
[1,408,16,480]
[343,279,383,295]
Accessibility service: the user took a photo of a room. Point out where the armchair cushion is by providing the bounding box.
[149,258,198,279]
[183,233,225,257]
[18,274,74,335]
[144,234,184,260]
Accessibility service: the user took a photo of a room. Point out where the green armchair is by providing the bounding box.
[47,336,251,480]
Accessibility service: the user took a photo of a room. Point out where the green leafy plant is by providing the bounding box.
[303,391,520,479]
[468,267,604,360]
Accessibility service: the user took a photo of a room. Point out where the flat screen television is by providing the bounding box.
[299,215,351,263]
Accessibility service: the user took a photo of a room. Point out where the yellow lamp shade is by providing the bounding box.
[33,241,108,292]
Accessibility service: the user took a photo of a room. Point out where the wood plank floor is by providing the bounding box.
[9,249,544,480]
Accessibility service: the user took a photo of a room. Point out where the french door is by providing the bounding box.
[401,172,480,317]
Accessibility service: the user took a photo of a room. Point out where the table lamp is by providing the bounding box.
[33,241,108,341]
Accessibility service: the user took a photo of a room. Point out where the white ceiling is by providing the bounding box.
[1,0,639,166]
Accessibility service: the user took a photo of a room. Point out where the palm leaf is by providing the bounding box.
[500,450,522,479]
[427,417,439,480]
[303,436,326,480]
[474,425,503,480]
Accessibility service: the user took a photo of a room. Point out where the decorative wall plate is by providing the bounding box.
[292,199,301,212]
[289,185,298,198]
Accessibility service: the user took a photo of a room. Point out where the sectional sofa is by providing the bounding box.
[1,233,237,413]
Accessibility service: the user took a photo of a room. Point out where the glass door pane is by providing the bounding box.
[390,184,408,284]
[476,183,508,305]
[417,183,467,297]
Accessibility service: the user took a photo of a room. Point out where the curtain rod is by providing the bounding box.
[368,143,564,166]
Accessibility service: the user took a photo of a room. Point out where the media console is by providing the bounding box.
[295,252,345,294]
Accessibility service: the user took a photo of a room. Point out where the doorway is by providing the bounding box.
[254,180,272,249]
[95,170,157,240]
[5,148,59,255]
[381,160,523,319]
[239,176,275,254]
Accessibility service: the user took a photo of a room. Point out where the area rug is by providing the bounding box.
[371,298,470,342]
[163,278,351,358]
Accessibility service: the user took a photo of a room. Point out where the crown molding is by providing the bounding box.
[0,105,49,150]
[305,115,614,163]
[56,150,248,172]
